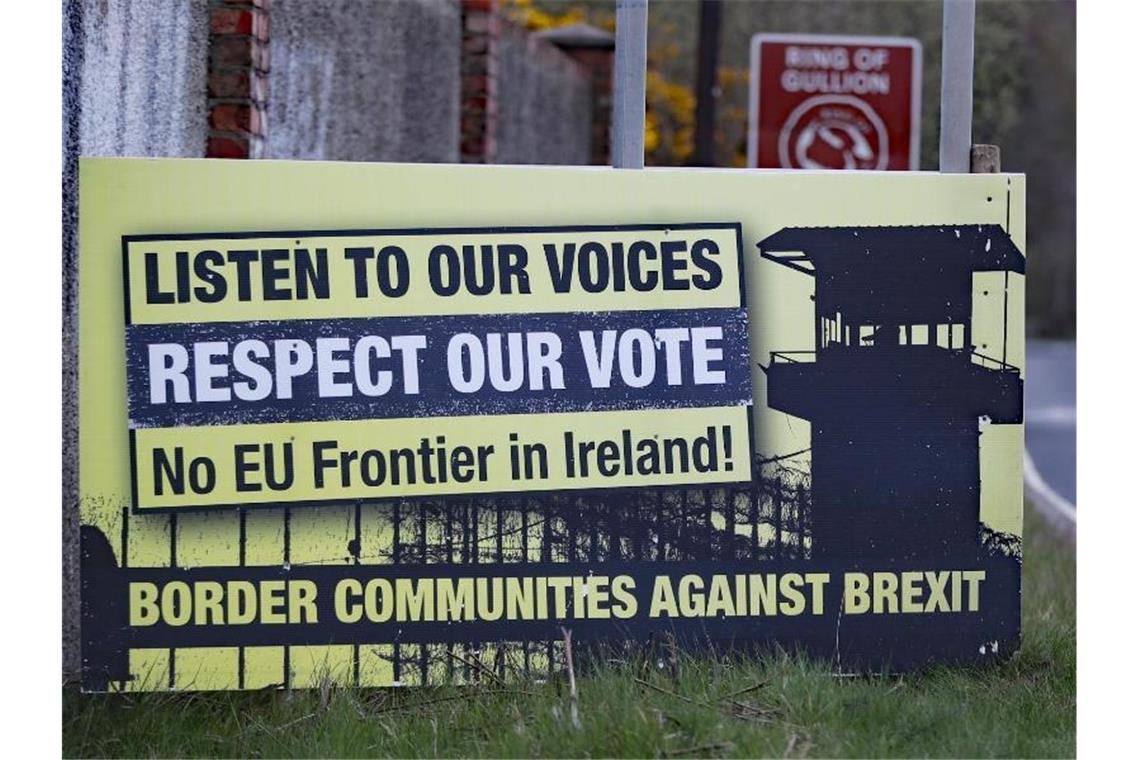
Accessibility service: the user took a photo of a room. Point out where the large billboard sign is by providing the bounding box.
[80,159,1025,692]
[748,33,923,170]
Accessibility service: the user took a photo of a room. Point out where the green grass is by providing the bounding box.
[63,505,1075,758]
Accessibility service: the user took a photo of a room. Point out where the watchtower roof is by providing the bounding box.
[757,224,1024,325]
[758,224,1025,278]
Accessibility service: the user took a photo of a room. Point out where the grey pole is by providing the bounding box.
[612,0,648,169]
[939,0,976,172]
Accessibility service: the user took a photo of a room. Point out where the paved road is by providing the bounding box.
[1025,340,1076,506]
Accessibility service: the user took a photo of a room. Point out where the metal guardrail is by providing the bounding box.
[771,351,816,364]
[970,350,1020,373]
[771,348,1020,373]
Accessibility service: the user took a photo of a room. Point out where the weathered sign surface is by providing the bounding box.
[748,33,922,170]
[80,159,1025,691]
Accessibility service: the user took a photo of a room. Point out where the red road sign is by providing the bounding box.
[748,34,922,170]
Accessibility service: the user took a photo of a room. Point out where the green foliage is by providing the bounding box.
[63,506,1074,758]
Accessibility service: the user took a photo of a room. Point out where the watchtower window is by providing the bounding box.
[933,323,967,349]
[951,323,965,349]
[820,312,851,348]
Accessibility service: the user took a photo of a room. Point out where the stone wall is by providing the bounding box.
[267,0,461,162]
[63,0,212,680]
[67,0,211,159]
[495,19,592,165]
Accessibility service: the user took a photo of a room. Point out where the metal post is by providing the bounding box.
[693,0,722,166]
[939,0,976,172]
[612,0,648,169]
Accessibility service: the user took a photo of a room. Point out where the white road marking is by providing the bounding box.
[1024,450,1077,534]
[1028,405,1077,427]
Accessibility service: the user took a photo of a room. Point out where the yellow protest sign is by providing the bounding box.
[80,158,1024,692]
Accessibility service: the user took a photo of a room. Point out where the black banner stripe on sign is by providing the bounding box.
[84,557,1020,667]
[126,308,751,428]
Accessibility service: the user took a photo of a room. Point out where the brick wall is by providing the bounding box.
[460,2,614,165]
[460,0,499,163]
[206,0,270,158]
[202,0,611,164]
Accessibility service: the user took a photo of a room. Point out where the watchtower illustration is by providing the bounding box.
[760,225,1024,558]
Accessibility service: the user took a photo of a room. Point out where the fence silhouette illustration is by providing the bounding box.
[337,453,812,686]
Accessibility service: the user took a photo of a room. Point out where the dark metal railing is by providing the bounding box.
[970,350,1020,373]
[771,350,817,364]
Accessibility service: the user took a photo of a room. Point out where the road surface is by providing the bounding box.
[1025,340,1076,507]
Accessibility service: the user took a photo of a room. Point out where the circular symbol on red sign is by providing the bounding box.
[777,95,889,170]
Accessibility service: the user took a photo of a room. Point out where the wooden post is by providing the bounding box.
[970,144,1001,173]
[970,144,1008,366]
